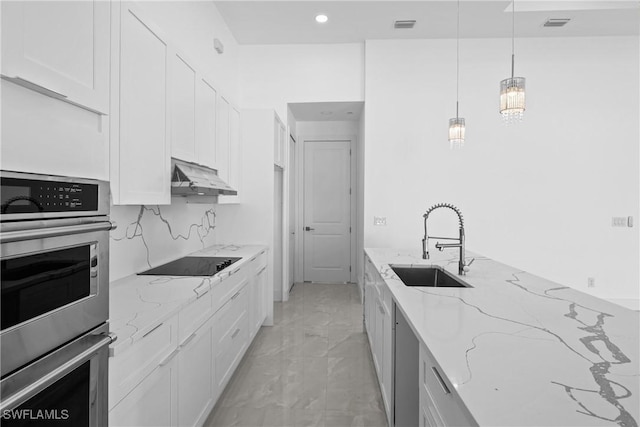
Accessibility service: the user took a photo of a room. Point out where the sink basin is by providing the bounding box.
[390,265,472,288]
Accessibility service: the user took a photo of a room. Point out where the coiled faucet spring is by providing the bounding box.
[422,203,468,275]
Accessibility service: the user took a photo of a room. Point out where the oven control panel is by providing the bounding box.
[1,176,99,214]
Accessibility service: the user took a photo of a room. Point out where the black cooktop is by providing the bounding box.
[138,256,242,276]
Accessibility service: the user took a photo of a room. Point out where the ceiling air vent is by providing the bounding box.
[543,18,571,28]
[394,20,416,29]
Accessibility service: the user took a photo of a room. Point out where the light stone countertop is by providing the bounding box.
[109,244,267,356]
[365,247,639,427]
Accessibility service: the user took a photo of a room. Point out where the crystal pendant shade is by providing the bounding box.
[500,76,526,124]
[448,117,465,149]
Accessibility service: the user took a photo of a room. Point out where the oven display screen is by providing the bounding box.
[0,177,98,214]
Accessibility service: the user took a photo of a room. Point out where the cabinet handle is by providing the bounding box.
[142,323,163,339]
[195,282,211,298]
[431,366,451,395]
[231,328,240,339]
[257,265,267,275]
[2,75,68,99]
[231,290,241,300]
[179,332,197,348]
[159,349,180,367]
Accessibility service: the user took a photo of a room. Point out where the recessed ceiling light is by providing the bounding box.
[315,14,328,24]
[347,111,354,115]
[320,111,333,116]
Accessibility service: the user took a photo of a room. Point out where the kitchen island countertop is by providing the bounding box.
[366,247,639,427]
[109,244,267,356]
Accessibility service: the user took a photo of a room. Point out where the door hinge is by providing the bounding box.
[349,149,352,156]
[349,266,352,272]
[349,188,352,195]
[349,226,352,233]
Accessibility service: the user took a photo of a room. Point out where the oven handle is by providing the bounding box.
[0,221,116,244]
[0,334,112,411]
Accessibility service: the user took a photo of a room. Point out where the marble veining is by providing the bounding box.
[110,203,218,281]
[367,248,639,426]
[109,244,266,356]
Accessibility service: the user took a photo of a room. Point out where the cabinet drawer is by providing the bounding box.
[212,268,249,313]
[178,286,213,342]
[214,286,249,390]
[214,285,248,342]
[253,250,267,272]
[109,315,178,410]
[420,344,476,427]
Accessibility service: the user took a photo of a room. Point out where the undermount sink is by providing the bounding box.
[390,265,472,288]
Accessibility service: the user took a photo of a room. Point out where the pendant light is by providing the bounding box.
[448,0,465,149]
[500,0,525,124]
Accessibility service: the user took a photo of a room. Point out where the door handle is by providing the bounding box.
[305,226,315,231]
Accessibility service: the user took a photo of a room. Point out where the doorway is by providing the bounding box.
[302,139,354,283]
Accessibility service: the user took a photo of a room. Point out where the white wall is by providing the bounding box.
[364,36,639,301]
[239,44,365,122]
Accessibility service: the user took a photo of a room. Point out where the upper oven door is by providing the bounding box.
[0,219,112,377]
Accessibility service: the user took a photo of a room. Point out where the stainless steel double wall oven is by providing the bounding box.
[0,170,115,426]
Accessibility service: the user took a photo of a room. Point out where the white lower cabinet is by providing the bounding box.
[248,251,268,337]
[110,349,178,427]
[364,255,392,424]
[109,252,269,427]
[419,340,477,427]
[178,317,215,427]
[214,284,249,392]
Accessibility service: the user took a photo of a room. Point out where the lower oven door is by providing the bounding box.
[0,323,111,427]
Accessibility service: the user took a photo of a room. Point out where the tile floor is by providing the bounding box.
[204,283,388,427]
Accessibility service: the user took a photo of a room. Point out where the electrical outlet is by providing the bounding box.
[587,277,595,288]
[373,217,387,226]
[612,217,628,227]
[627,216,634,227]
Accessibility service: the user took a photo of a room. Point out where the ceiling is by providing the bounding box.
[214,1,640,45]
[289,101,364,121]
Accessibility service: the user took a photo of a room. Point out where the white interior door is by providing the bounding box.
[303,140,351,283]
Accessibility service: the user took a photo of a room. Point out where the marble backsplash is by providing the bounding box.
[109,199,218,281]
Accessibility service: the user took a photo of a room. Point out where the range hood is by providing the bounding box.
[171,158,237,198]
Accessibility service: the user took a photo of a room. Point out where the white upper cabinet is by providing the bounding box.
[1,0,109,115]
[170,52,197,163]
[111,1,171,205]
[195,78,218,168]
[216,96,231,183]
[219,106,241,204]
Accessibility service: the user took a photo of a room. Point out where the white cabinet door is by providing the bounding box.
[219,106,241,203]
[195,78,217,168]
[113,2,171,205]
[216,96,230,182]
[251,262,268,335]
[273,117,286,167]
[177,319,214,427]
[1,0,109,114]
[170,52,197,163]
[110,356,178,427]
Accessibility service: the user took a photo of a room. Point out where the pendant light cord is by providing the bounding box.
[456,0,460,118]
[511,0,515,78]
